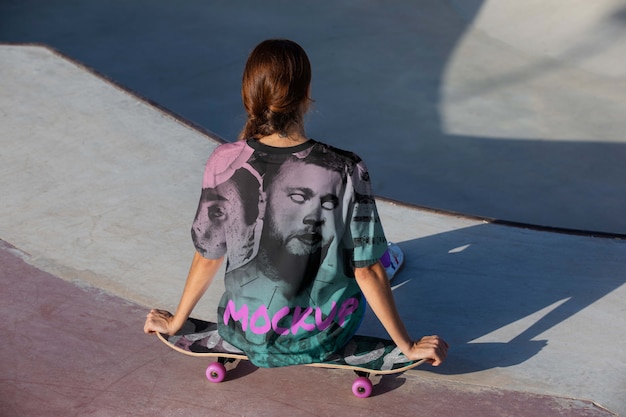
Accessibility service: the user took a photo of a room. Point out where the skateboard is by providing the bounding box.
[157,318,425,398]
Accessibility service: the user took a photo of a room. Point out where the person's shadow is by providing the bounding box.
[358,224,624,374]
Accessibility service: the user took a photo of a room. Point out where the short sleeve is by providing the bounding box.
[190,142,253,259]
[348,160,387,268]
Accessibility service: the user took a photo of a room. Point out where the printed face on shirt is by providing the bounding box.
[192,178,256,265]
[264,160,341,256]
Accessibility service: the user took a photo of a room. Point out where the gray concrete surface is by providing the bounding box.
[2,0,626,234]
[1,45,625,415]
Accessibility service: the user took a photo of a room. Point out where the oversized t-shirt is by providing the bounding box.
[191,139,387,367]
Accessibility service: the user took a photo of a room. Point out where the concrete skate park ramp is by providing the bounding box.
[1,1,626,234]
[1,45,624,415]
[452,0,626,78]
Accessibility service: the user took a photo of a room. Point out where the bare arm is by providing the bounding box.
[354,261,448,366]
[144,251,225,335]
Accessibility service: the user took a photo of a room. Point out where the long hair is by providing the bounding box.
[238,39,312,140]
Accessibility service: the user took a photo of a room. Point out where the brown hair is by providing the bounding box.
[238,39,312,140]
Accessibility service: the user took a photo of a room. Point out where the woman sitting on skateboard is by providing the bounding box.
[144,39,448,368]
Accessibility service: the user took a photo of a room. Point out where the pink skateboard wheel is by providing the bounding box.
[205,362,227,383]
[351,376,373,398]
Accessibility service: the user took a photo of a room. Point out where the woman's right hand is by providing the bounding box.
[404,335,449,366]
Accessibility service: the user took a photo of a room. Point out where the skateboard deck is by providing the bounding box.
[157,317,425,397]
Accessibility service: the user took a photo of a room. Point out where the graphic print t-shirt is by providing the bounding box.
[192,139,387,367]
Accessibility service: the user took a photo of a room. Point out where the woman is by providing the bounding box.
[144,39,447,368]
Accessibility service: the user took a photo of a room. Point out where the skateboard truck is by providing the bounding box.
[205,359,376,398]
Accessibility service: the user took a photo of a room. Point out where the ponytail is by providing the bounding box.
[238,39,312,140]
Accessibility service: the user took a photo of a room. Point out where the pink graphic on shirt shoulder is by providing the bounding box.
[203,142,256,188]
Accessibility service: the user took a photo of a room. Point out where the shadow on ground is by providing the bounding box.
[359,225,624,374]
